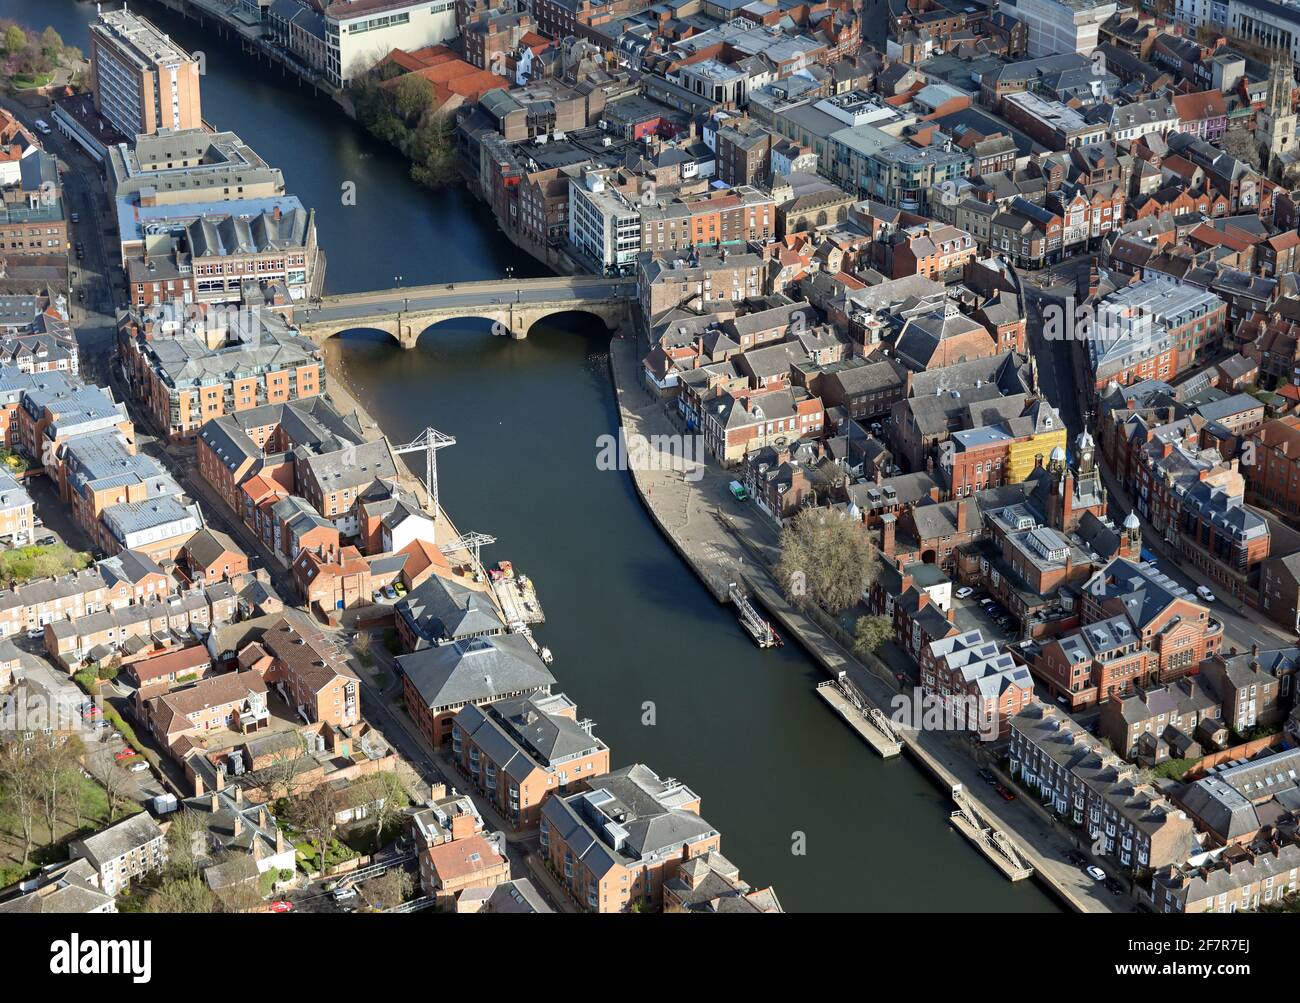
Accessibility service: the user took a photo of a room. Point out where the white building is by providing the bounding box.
[1228,0,1300,66]
[568,170,642,275]
[1173,0,1230,32]
[1005,0,1118,57]
[324,0,459,88]
[69,814,167,897]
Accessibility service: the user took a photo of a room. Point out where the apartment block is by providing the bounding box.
[452,692,610,828]
[540,764,723,913]
[90,8,203,138]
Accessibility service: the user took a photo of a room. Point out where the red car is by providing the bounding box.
[269,901,294,913]
[995,784,1016,802]
[113,748,137,761]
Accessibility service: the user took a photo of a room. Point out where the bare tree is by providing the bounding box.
[362,867,412,911]
[253,732,312,805]
[290,785,339,877]
[353,772,410,854]
[0,736,44,867]
[34,734,83,841]
[98,753,132,823]
[164,809,209,880]
[776,507,881,612]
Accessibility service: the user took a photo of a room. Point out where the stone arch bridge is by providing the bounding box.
[295,275,635,348]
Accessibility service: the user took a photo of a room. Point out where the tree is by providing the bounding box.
[361,868,411,911]
[852,615,892,657]
[353,772,409,853]
[3,25,26,58]
[165,809,209,880]
[145,875,215,914]
[0,737,44,867]
[290,785,339,876]
[410,114,458,188]
[252,733,311,805]
[39,27,63,59]
[98,751,132,823]
[392,74,433,125]
[776,507,880,612]
[33,734,83,842]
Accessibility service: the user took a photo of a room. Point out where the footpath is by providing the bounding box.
[607,334,1123,913]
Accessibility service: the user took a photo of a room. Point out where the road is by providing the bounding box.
[0,97,124,383]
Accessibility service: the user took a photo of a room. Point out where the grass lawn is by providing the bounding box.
[1150,757,1200,782]
[294,837,357,875]
[0,775,132,888]
[7,72,54,90]
[0,544,93,588]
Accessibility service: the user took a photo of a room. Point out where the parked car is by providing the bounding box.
[269,900,294,913]
[1085,865,1106,882]
[129,762,150,773]
[332,886,357,903]
[955,586,974,599]
[382,586,397,601]
[978,768,996,785]
[1195,585,1217,603]
[1104,877,1125,895]
[995,784,1015,801]
[114,748,137,761]
[1064,850,1087,867]
[70,211,80,224]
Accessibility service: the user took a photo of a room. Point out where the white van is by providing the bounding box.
[33,119,51,135]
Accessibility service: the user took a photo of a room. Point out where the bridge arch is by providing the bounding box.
[316,322,403,347]
[520,307,623,341]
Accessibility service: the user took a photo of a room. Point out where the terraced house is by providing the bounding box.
[1009,703,1197,872]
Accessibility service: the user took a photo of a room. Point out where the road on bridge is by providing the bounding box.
[301,275,635,329]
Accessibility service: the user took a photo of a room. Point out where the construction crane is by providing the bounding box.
[439,531,497,575]
[391,426,455,517]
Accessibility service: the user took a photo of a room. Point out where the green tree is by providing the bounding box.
[776,507,880,612]
[145,875,215,913]
[3,25,27,58]
[392,73,433,125]
[852,615,892,657]
[39,27,62,59]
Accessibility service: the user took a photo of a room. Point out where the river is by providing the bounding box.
[25,0,1059,912]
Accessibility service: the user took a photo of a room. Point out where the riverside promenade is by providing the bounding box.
[607,334,1122,913]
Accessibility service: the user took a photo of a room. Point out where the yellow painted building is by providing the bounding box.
[1006,429,1067,483]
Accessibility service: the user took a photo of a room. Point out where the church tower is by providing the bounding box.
[1260,54,1296,179]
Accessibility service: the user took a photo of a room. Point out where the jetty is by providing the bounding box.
[949,784,1035,882]
[815,679,903,758]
